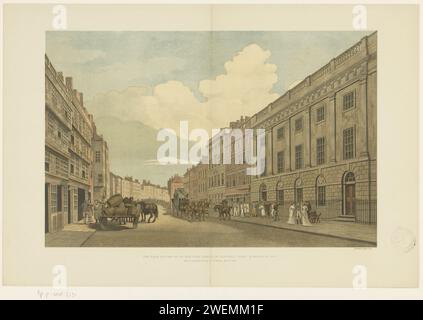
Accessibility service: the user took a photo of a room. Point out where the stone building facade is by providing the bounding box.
[249,32,377,223]
[45,55,94,233]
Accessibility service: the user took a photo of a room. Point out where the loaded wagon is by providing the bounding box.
[98,194,140,230]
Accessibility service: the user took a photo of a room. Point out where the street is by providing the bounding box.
[55,206,373,247]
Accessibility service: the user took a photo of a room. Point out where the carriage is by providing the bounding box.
[172,189,189,217]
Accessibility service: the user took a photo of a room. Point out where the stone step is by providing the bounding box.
[336,215,356,222]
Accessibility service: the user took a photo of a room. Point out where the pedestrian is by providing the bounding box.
[295,203,302,224]
[301,202,312,226]
[287,202,296,224]
[244,202,250,217]
[273,203,280,221]
[259,203,265,217]
[233,202,239,217]
[240,201,244,217]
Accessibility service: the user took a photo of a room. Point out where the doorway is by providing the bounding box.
[77,188,85,221]
[343,172,356,216]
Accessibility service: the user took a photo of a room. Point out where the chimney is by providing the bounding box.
[79,92,84,106]
[65,77,73,90]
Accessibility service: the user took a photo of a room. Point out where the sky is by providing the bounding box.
[46,31,371,186]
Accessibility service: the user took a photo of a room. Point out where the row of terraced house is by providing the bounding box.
[45,55,114,233]
[45,55,169,233]
[170,32,377,224]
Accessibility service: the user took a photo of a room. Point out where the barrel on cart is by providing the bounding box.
[98,194,140,230]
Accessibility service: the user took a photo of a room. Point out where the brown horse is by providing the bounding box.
[138,201,159,223]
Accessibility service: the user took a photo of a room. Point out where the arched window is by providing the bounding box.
[294,178,303,204]
[316,175,326,207]
[276,181,284,204]
[259,184,267,202]
[344,172,356,183]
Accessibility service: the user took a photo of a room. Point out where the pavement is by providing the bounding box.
[45,222,95,247]
[45,206,375,247]
[230,215,377,245]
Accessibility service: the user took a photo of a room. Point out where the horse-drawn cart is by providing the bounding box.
[98,194,140,230]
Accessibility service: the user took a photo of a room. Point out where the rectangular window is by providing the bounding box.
[295,117,303,132]
[95,151,101,163]
[317,186,326,206]
[221,173,224,186]
[277,151,285,173]
[295,145,303,169]
[277,127,284,140]
[316,137,326,165]
[343,91,355,111]
[316,105,325,122]
[98,174,103,184]
[70,164,74,174]
[343,127,355,160]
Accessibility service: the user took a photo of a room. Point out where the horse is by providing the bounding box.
[199,200,210,221]
[138,201,159,223]
[215,202,231,220]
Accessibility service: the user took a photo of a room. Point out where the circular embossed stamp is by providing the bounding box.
[391,227,416,253]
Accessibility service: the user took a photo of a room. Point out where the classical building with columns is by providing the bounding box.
[249,32,377,224]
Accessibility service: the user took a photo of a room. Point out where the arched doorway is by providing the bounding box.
[294,178,303,204]
[343,172,356,216]
[259,183,267,202]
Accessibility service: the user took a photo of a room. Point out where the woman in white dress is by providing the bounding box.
[259,203,265,217]
[287,202,296,224]
[301,203,313,226]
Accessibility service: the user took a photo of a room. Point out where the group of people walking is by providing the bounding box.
[230,202,250,217]
[222,200,315,226]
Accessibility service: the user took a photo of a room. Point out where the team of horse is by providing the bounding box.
[174,199,211,222]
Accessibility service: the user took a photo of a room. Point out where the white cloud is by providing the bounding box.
[86,43,280,133]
